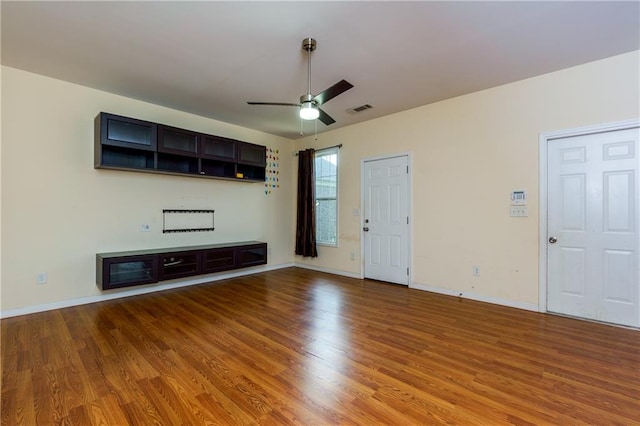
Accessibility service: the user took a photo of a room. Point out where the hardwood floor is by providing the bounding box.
[2,267,639,425]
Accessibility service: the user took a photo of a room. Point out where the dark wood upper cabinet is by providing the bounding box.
[95,112,266,182]
[98,113,157,151]
[158,125,199,157]
[237,141,266,167]
[200,135,237,161]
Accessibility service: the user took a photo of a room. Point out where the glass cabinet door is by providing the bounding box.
[158,125,199,157]
[202,248,238,273]
[237,244,267,267]
[237,142,266,166]
[200,135,237,161]
[103,255,158,289]
[100,113,157,151]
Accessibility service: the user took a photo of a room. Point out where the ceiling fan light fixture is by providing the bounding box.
[300,103,319,120]
[247,37,353,128]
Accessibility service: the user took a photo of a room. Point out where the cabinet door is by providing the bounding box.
[237,142,266,166]
[158,125,199,157]
[101,255,158,290]
[237,243,267,267]
[99,113,157,151]
[202,247,238,273]
[159,251,202,280]
[200,135,237,161]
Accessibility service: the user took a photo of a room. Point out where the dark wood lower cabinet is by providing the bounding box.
[202,247,237,273]
[97,241,267,290]
[97,254,159,290]
[158,251,202,281]
[238,243,268,267]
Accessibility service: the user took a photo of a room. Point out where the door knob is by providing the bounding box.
[363,227,369,232]
[549,236,557,244]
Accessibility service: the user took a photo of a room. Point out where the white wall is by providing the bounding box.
[295,51,640,308]
[1,66,295,314]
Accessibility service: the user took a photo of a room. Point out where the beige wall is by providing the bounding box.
[295,51,640,307]
[1,66,295,313]
[3,51,638,315]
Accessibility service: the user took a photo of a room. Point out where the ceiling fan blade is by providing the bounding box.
[247,102,301,107]
[313,79,354,106]
[317,107,336,126]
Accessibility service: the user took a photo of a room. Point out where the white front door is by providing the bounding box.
[547,127,639,327]
[363,156,409,285]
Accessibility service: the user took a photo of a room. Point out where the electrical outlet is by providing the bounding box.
[37,272,47,284]
[473,266,480,276]
[140,224,151,232]
[350,251,356,260]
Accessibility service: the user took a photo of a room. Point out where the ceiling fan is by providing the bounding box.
[247,38,353,126]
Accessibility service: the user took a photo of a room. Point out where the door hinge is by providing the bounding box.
[406,165,409,174]
[407,216,409,224]
[407,267,409,276]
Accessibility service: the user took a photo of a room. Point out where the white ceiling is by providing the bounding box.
[2,1,639,140]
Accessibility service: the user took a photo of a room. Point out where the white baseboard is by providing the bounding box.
[2,265,540,318]
[410,281,539,312]
[293,263,362,279]
[0,262,295,319]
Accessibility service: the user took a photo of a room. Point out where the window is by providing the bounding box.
[315,147,338,246]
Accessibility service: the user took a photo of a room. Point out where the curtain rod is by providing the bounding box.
[295,144,342,156]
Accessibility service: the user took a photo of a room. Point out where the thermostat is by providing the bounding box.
[510,190,527,205]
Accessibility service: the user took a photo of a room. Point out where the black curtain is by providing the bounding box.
[295,149,318,257]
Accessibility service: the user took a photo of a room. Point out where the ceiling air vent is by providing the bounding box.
[347,104,373,113]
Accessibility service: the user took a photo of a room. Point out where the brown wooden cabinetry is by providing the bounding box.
[238,243,268,267]
[236,141,267,181]
[200,135,236,161]
[199,135,238,179]
[95,112,266,182]
[158,250,202,281]
[97,241,267,290]
[97,254,159,290]
[98,113,157,151]
[202,247,238,273]
[158,125,200,156]
[95,113,157,171]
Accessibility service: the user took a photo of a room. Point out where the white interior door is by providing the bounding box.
[547,127,639,327]
[363,156,409,285]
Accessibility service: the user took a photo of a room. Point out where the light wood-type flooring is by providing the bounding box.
[2,267,639,425]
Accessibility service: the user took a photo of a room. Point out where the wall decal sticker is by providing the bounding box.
[265,147,280,195]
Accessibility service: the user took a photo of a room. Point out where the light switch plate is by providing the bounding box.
[510,206,528,217]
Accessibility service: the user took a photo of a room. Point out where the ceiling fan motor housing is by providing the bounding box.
[302,38,316,52]
[300,93,315,105]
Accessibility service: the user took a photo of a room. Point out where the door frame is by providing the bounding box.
[538,118,640,313]
[360,152,413,284]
